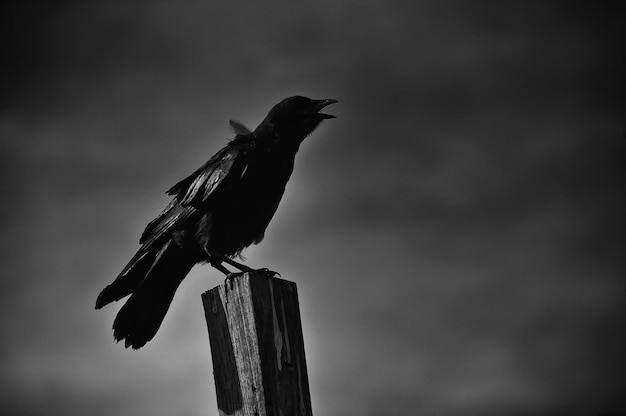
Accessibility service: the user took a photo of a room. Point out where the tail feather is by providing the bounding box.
[98,240,195,349]
[95,249,155,309]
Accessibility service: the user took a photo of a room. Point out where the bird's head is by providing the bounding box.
[256,96,338,144]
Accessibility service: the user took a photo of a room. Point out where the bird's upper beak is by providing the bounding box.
[311,99,338,119]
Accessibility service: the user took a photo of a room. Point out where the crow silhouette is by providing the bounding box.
[96,96,337,349]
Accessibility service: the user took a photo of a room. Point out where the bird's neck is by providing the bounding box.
[253,122,306,153]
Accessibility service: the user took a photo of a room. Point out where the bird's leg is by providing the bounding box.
[203,247,254,276]
[209,259,232,276]
[203,247,243,287]
[203,247,280,279]
[207,249,255,273]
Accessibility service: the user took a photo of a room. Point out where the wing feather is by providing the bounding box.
[139,202,194,246]
[167,140,250,205]
[139,140,252,246]
[229,119,252,136]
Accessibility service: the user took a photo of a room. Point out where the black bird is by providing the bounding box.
[96,96,337,349]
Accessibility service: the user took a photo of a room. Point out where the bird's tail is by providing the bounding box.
[95,240,195,349]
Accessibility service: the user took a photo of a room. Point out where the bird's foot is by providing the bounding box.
[253,268,281,278]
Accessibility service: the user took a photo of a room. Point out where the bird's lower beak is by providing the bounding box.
[312,99,338,119]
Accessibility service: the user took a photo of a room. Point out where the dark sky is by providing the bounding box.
[1,2,625,415]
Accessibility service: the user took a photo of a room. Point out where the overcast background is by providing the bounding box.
[1,2,625,415]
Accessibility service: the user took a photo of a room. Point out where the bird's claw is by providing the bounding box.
[255,268,281,278]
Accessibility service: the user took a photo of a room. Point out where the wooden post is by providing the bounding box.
[202,272,313,416]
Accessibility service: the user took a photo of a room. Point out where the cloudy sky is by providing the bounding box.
[1,2,624,415]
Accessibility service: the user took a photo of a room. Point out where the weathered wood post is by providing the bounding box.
[202,272,312,416]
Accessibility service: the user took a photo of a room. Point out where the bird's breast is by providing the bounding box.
[198,148,297,255]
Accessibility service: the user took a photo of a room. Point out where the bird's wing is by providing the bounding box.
[139,139,252,246]
[139,200,194,246]
[166,139,251,205]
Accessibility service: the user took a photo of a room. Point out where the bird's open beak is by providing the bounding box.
[311,99,338,119]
